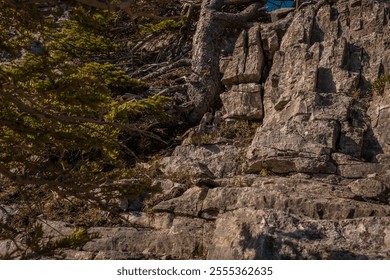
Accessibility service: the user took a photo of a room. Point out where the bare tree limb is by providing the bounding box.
[74,0,181,21]
[156,84,188,96]
[74,0,130,11]
[141,59,191,81]
[224,0,263,6]
[129,62,169,77]
[216,2,267,27]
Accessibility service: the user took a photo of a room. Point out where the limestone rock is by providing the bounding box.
[244,25,265,83]
[63,250,95,260]
[270,8,295,22]
[160,145,242,179]
[201,177,390,220]
[146,180,189,208]
[82,217,213,260]
[153,187,208,216]
[260,12,293,61]
[219,56,231,74]
[221,30,247,86]
[246,0,390,174]
[220,83,263,120]
[368,83,390,155]
[221,24,265,86]
[348,178,388,200]
[50,175,390,260]
[207,209,390,260]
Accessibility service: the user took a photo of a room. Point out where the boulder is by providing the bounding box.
[207,209,390,259]
[221,24,265,86]
[220,83,263,120]
[367,83,390,155]
[348,178,388,200]
[160,144,242,179]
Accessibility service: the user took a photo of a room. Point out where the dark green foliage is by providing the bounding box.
[0,1,169,186]
[140,19,184,35]
[371,74,390,96]
[0,0,174,258]
[49,228,99,250]
[48,19,121,58]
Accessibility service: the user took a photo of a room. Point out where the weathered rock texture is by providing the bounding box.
[160,144,242,179]
[247,0,390,174]
[1,0,389,260]
[222,25,265,86]
[220,83,263,120]
[221,24,265,120]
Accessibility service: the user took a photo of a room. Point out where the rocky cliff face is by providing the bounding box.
[3,0,388,259]
[247,0,390,175]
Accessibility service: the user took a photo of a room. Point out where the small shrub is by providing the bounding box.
[351,88,361,100]
[140,19,183,35]
[199,132,218,145]
[371,74,390,95]
[197,120,260,146]
[219,120,261,146]
[259,167,274,177]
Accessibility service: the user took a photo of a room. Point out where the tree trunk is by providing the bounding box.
[187,0,225,123]
[187,0,267,123]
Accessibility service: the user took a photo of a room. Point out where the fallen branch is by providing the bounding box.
[156,84,188,96]
[141,59,191,81]
[129,62,169,77]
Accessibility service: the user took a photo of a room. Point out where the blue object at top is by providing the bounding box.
[265,0,295,11]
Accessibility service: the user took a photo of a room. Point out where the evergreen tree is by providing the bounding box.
[0,0,172,258]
